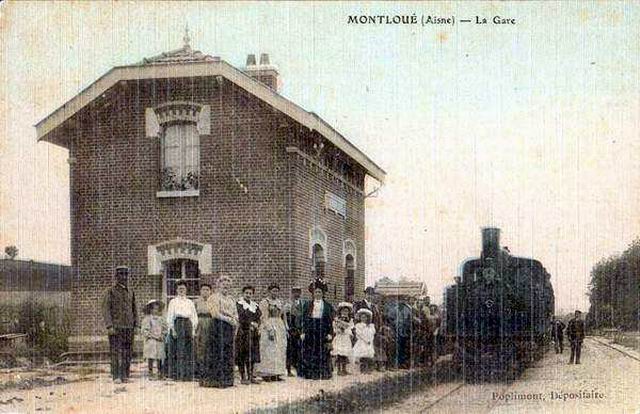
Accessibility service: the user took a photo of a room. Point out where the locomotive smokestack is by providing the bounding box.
[481,227,501,259]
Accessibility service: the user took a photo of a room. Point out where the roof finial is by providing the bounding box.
[183,24,191,51]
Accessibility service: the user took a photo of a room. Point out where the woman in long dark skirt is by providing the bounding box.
[166,281,198,381]
[194,283,213,379]
[200,275,238,388]
[236,285,262,385]
[298,278,334,380]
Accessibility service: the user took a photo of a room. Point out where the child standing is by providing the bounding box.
[331,302,354,376]
[353,308,375,374]
[142,300,168,380]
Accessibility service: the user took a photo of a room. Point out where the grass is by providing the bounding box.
[0,300,71,364]
[248,361,459,414]
[613,332,640,352]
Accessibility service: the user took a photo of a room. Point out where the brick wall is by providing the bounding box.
[287,136,366,302]
[65,74,366,338]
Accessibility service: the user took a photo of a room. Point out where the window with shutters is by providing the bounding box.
[145,101,210,198]
[160,122,200,192]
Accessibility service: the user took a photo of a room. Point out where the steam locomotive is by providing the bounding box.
[442,228,555,380]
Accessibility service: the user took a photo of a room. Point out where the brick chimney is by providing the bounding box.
[244,53,281,92]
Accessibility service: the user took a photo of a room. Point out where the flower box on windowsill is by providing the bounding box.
[156,189,200,198]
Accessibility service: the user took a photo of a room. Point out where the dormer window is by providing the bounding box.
[145,101,210,197]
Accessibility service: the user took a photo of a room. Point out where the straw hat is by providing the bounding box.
[337,302,353,311]
[144,299,164,314]
[356,308,373,318]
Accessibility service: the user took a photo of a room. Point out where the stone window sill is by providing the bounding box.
[156,189,200,198]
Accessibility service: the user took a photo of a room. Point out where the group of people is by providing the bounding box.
[101,266,441,387]
[551,310,586,364]
[330,290,440,375]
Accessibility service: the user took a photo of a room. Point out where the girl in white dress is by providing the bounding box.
[331,302,354,376]
[141,300,168,380]
[353,308,376,374]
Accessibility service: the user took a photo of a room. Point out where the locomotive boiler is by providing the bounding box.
[443,228,555,380]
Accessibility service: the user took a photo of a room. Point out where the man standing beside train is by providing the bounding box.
[552,317,566,354]
[566,310,585,364]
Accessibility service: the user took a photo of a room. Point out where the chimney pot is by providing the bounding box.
[481,227,501,259]
[243,53,280,92]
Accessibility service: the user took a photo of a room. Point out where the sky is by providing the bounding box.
[1,1,638,313]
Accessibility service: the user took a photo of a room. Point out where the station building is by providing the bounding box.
[36,36,385,343]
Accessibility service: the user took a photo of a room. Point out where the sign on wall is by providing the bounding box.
[325,191,347,218]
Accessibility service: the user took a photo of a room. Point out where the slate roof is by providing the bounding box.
[36,35,386,183]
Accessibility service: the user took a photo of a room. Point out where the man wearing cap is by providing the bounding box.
[552,317,566,354]
[284,286,304,377]
[101,266,138,384]
[567,310,585,364]
[354,287,382,326]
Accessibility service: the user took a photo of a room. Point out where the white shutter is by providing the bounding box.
[197,105,210,135]
[145,108,160,137]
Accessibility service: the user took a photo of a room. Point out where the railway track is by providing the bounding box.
[415,380,519,414]
[589,336,640,362]
[384,337,640,414]
[418,382,464,411]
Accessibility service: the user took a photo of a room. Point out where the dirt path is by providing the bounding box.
[1,337,636,413]
[383,337,640,414]
[0,364,408,414]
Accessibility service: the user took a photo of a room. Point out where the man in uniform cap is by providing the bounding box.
[101,266,138,383]
[567,310,585,364]
[354,287,382,327]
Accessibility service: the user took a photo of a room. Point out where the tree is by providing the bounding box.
[587,238,640,331]
[4,245,18,260]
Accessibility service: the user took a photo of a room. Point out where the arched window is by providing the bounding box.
[146,101,210,195]
[160,122,200,190]
[162,258,200,300]
[344,254,355,301]
[312,244,326,280]
[343,240,357,269]
[309,227,328,258]
[147,238,212,301]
